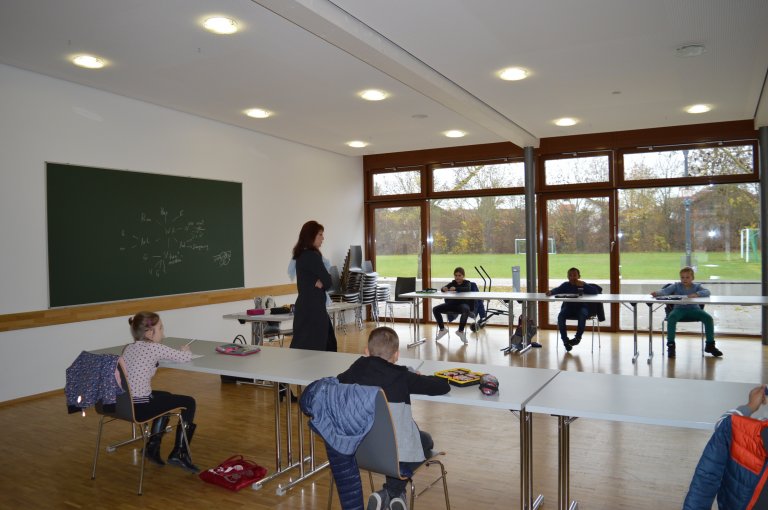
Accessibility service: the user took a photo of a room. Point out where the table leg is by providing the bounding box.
[502,300,516,354]
[253,385,329,493]
[407,296,427,348]
[557,415,579,510]
[520,409,544,510]
[646,304,654,364]
[631,303,639,364]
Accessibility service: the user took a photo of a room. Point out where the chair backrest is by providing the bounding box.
[394,277,416,300]
[348,245,363,271]
[355,390,401,478]
[329,265,341,293]
[362,260,373,273]
[469,281,485,318]
[112,360,137,423]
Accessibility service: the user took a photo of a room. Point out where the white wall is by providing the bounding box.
[0,64,364,402]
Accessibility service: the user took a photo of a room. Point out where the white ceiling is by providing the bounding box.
[1,0,766,156]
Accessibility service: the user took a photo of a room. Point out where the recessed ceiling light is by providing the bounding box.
[498,67,529,81]
[554,117,578,127]
[359,89,389,101]
[244,108,272,119]
[72,54,105,69]
[347,141,369,148]
[203,17,238,34]
[685,104,711,114]
[444,130,466,138]
[675,44,706,58]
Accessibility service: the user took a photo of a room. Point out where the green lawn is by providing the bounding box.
[375,252,761,281]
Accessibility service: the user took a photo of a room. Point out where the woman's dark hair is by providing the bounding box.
[128,311,160,341]
[292,220,324,259]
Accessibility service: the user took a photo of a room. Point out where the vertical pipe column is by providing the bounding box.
[524,146,537,322]
[759,126,768,345]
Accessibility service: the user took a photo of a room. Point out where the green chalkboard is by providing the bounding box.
[46,163,244,307]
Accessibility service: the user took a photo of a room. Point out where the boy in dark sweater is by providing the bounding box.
[545,267,602,351]
[432,266,474,343]
[337,326,450,510]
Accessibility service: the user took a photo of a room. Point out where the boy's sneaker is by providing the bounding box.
[389,493,408,510]
[456,330,468,344]
[367,489,390,510]
[570,337,581,346]
[667,344,676,358]
[705,343,723,357]
[435,329,448,340]
[563,340,572,352]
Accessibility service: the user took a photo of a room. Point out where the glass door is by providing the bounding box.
[370,203,427,321]
[539,192,617,330]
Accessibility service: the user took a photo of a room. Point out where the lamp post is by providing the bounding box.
[682,149,692,267]
[684,197,692,267]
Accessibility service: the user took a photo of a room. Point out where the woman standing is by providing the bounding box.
[122,311,200,472]
[290,220,337,352]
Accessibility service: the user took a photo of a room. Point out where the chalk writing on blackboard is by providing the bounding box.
[119,207,229,277]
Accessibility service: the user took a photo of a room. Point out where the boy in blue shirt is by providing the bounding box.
[651,266,722,358]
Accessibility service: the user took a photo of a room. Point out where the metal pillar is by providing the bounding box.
[759,126,768,345]
[524,146,537,322]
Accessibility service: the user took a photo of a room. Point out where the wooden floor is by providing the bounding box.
[1,323,765,510]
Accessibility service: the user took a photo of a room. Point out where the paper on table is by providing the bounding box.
[400,359,424,373]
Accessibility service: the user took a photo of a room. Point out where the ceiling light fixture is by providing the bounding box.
[244,108,272,119]
[498,67,529,81]
[359,89,388,101]
[685,104,711,114]
[203,17,239,34]
[444,130,466,138]
[675,44,705,58]
[72,54,105,69]
[554,117,578,127]
[347,141,368,148]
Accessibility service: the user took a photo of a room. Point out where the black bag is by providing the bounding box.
[511,315,537,342]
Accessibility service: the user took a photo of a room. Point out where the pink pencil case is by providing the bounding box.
[246,309,265,315]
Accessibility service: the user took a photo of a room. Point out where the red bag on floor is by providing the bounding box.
[199,455,267,491]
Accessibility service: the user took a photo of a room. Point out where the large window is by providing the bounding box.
[430,194,527,325]
[432,162,524,192]
[372,169,421,196]
[623,145,755,181]
[544,154,610,187]
[618,180,760,334]
[365,123,761,336]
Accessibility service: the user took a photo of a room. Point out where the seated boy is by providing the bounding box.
[337,326,450,510]
[433,266,474,344]
[545,267,602,351]
[651,266,721,358]
[683,385,768,509]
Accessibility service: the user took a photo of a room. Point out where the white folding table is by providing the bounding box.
[525,370,756,510]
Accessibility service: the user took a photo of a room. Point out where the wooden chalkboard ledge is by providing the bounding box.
[0,284,296,333]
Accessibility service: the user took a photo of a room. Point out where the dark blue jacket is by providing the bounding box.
[300,377,379,510]
[65,351,123,414]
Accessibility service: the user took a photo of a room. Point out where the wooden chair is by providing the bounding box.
[327,389,450,509]
[91,359,189,495]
